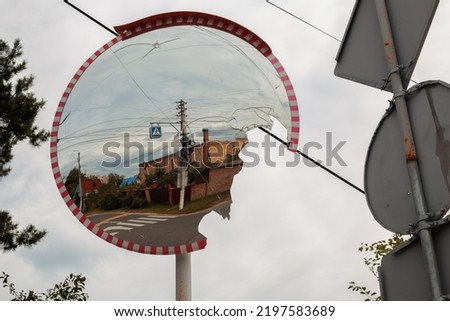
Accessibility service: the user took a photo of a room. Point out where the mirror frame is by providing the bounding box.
[50,11,300,255]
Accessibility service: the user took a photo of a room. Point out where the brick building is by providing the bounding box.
[137,129,247,206]
[138,128,247,180]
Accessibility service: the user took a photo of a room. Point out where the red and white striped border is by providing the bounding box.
[50,12,300,255]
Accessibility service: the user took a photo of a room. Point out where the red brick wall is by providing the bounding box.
[207,165,242,195]
[191,182,208,201]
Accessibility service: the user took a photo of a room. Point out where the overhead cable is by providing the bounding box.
[266,0,341,43]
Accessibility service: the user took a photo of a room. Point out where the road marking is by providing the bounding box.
[103,226,133,232]
[100,214,177,237]
[97,213,134,226]
[129,219,158,224]
[127,214,179,219]
[119,222,145,227]
[159,215,179,219]
[135,217,167,222]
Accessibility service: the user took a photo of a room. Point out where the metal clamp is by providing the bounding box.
[393,90,407,99]
[381,61,414,90]
[413,220,434,235]
[428,206,450,221]
[408,211,449,235]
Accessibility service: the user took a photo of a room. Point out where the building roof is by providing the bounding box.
[120,175,139,188]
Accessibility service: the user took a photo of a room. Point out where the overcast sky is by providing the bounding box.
[1,0,449,301]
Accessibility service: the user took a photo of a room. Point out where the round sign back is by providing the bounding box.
[365,80,450,234]
[50,12,300,255]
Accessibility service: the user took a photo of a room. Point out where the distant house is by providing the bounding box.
[120,175,140,188]
[138,128,247,181]
[132,128,247,206]
[73,178,102,198]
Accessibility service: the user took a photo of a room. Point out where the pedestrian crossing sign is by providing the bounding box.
[149,126,162,139]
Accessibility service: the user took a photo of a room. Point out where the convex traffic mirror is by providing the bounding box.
[51,12,300,254]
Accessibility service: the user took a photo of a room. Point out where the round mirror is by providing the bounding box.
[50,12,299,254]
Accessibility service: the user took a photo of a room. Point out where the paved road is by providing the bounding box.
[86,200,231,247]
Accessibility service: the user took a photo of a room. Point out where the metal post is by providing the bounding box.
[375,0,443,300]
[176,253,192,300]
[175,99,192,301]
[178,169,187,210]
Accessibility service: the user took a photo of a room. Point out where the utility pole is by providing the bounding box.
[177,99,189,211]
[175,99,191,301]
[77,151,83,212]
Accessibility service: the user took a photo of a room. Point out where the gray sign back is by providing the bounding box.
[335,0,439,92]
[380,221,450,300]
[365,81,450,234]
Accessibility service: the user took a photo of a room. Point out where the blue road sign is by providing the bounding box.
[150,126,162,139]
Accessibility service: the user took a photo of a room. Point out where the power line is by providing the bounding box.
[265,1,427,87]
[258,127,365,195]
[266,0,341,43]
[64,1,118,36]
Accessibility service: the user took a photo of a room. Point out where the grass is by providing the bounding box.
[86,191,231,216]
[136,190,231,215]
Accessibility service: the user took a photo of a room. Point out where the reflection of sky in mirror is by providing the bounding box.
[57,25,291,178]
